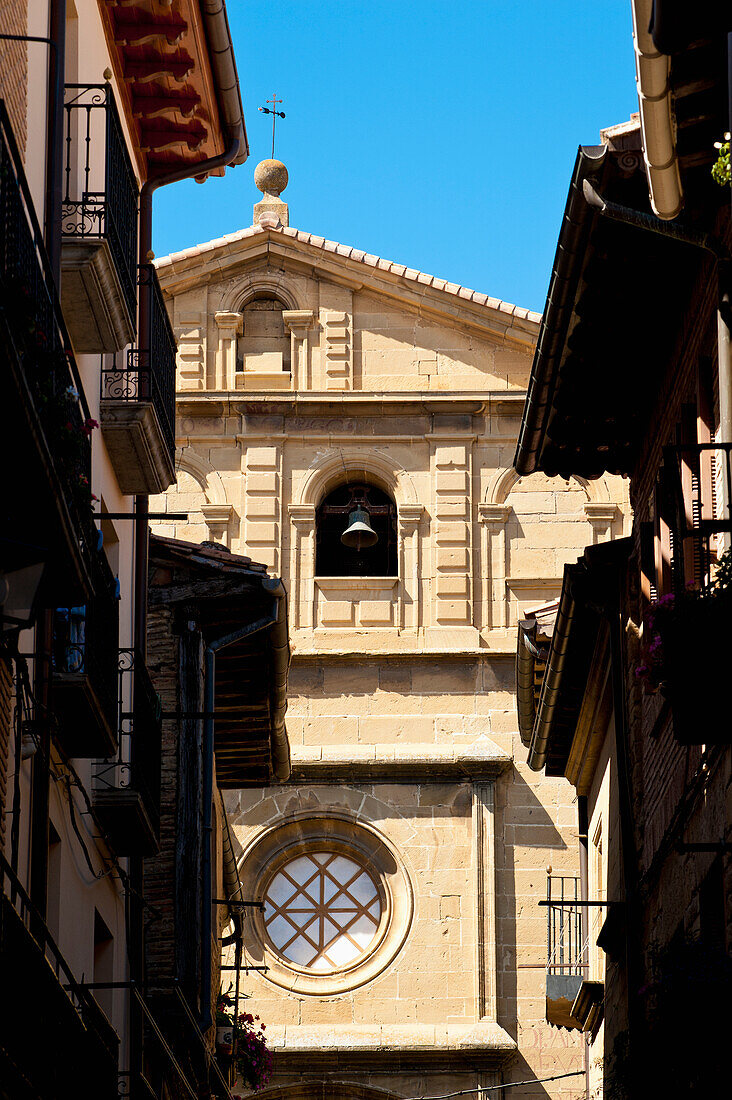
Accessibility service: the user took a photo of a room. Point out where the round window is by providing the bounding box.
[238,815,414,995]
[263,851,382,971]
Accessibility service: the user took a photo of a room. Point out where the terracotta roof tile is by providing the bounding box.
[155,224,540,325]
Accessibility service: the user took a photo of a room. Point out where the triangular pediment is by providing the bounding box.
[155,223,539,347]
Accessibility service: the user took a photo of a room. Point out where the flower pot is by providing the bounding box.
[216,1026,234,1056]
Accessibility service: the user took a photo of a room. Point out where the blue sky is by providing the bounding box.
[153,2,638,314]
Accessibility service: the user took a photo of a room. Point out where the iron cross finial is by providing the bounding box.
[258,93,285,159]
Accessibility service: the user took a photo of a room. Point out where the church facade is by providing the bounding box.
[152,162,628,1098]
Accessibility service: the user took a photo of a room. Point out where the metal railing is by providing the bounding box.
[62,84,139,323]
[546,875,585,977]
[664,442,732,593]
[102,264,176,462]
[53,550,120,737]
[0,99,98,568]
[0,850,118,1060]
[93,648,162,840]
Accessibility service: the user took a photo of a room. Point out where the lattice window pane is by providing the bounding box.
[263,850,383,972]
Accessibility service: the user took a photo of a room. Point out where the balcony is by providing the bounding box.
[654,443,732,744]
[0,853,119,1099]
[100,264,176,494]
[543,876,588,1029]
[51,550,119,758]
[0,100,99,601]
[93,649,162,855]
[61,84,138,352]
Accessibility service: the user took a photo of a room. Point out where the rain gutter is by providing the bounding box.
[526,574,577,772]
[630,0,683,220]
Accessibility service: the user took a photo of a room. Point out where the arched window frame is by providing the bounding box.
[288,454,423,633]
[315,482,398,578]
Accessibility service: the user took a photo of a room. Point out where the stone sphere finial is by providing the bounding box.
[254,158,288,198]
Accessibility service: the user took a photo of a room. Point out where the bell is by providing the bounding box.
[341,506,378,549]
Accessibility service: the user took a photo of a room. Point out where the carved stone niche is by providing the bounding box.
[235,296,294,391]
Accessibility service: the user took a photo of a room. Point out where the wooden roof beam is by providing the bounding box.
[131,88,200,119]
[124,55,195,84]
[113,15,187,47]
[139,122,207,152]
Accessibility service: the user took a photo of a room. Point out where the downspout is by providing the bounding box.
[46,0,66,283]
[582,180,732,537]
[577,796,590,1099]
[605,559,642,1048]
[132,49,245,1084]
[134,135,241,664]
[200,583,289,1030]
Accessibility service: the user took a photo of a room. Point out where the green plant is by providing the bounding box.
[712,133,730,186]
[216,992,273,1093]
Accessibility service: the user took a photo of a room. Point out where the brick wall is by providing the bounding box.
[0,0,28,156]
[622,205,732,977]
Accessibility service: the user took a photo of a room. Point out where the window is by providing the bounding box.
[238,295,290,372]
[238,816,414,995]
[263,851,383,971]
[316,483,397,577]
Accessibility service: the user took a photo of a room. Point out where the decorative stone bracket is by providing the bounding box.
[201,503,234,546]
[584,503,619,543]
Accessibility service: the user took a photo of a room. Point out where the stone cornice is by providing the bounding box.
[266,1022,516,1071]
[285,742,512,782]
[174,391,526,417]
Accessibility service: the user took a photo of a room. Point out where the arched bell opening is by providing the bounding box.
[315,483,397,577]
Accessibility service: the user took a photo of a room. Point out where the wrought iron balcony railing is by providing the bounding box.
[62,84,138,329]
[0,98,99,584]
[93,648,162,855]
[52,549,120,758]
[0,852,118,1098]
[100,264,176,492]
[543,875,588,1029]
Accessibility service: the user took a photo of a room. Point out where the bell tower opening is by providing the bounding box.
[316,483,397,577]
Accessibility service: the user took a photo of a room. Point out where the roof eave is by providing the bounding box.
[513,144,608,476]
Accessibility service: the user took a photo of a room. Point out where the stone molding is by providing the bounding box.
[237,814,414,997]
[265,1021,517,1070]
[286,742,512,782]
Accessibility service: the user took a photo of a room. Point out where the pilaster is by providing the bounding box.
[397,504,424,631]
[288,504,316,630]
[282,309,315,390]
[478,503,511,629]
[243,444,281,571]
[214,310,243,391]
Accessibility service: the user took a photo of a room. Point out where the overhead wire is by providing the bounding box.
[399,1071,585,1099]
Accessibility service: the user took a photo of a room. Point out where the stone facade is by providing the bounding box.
[153,176,629,1098]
